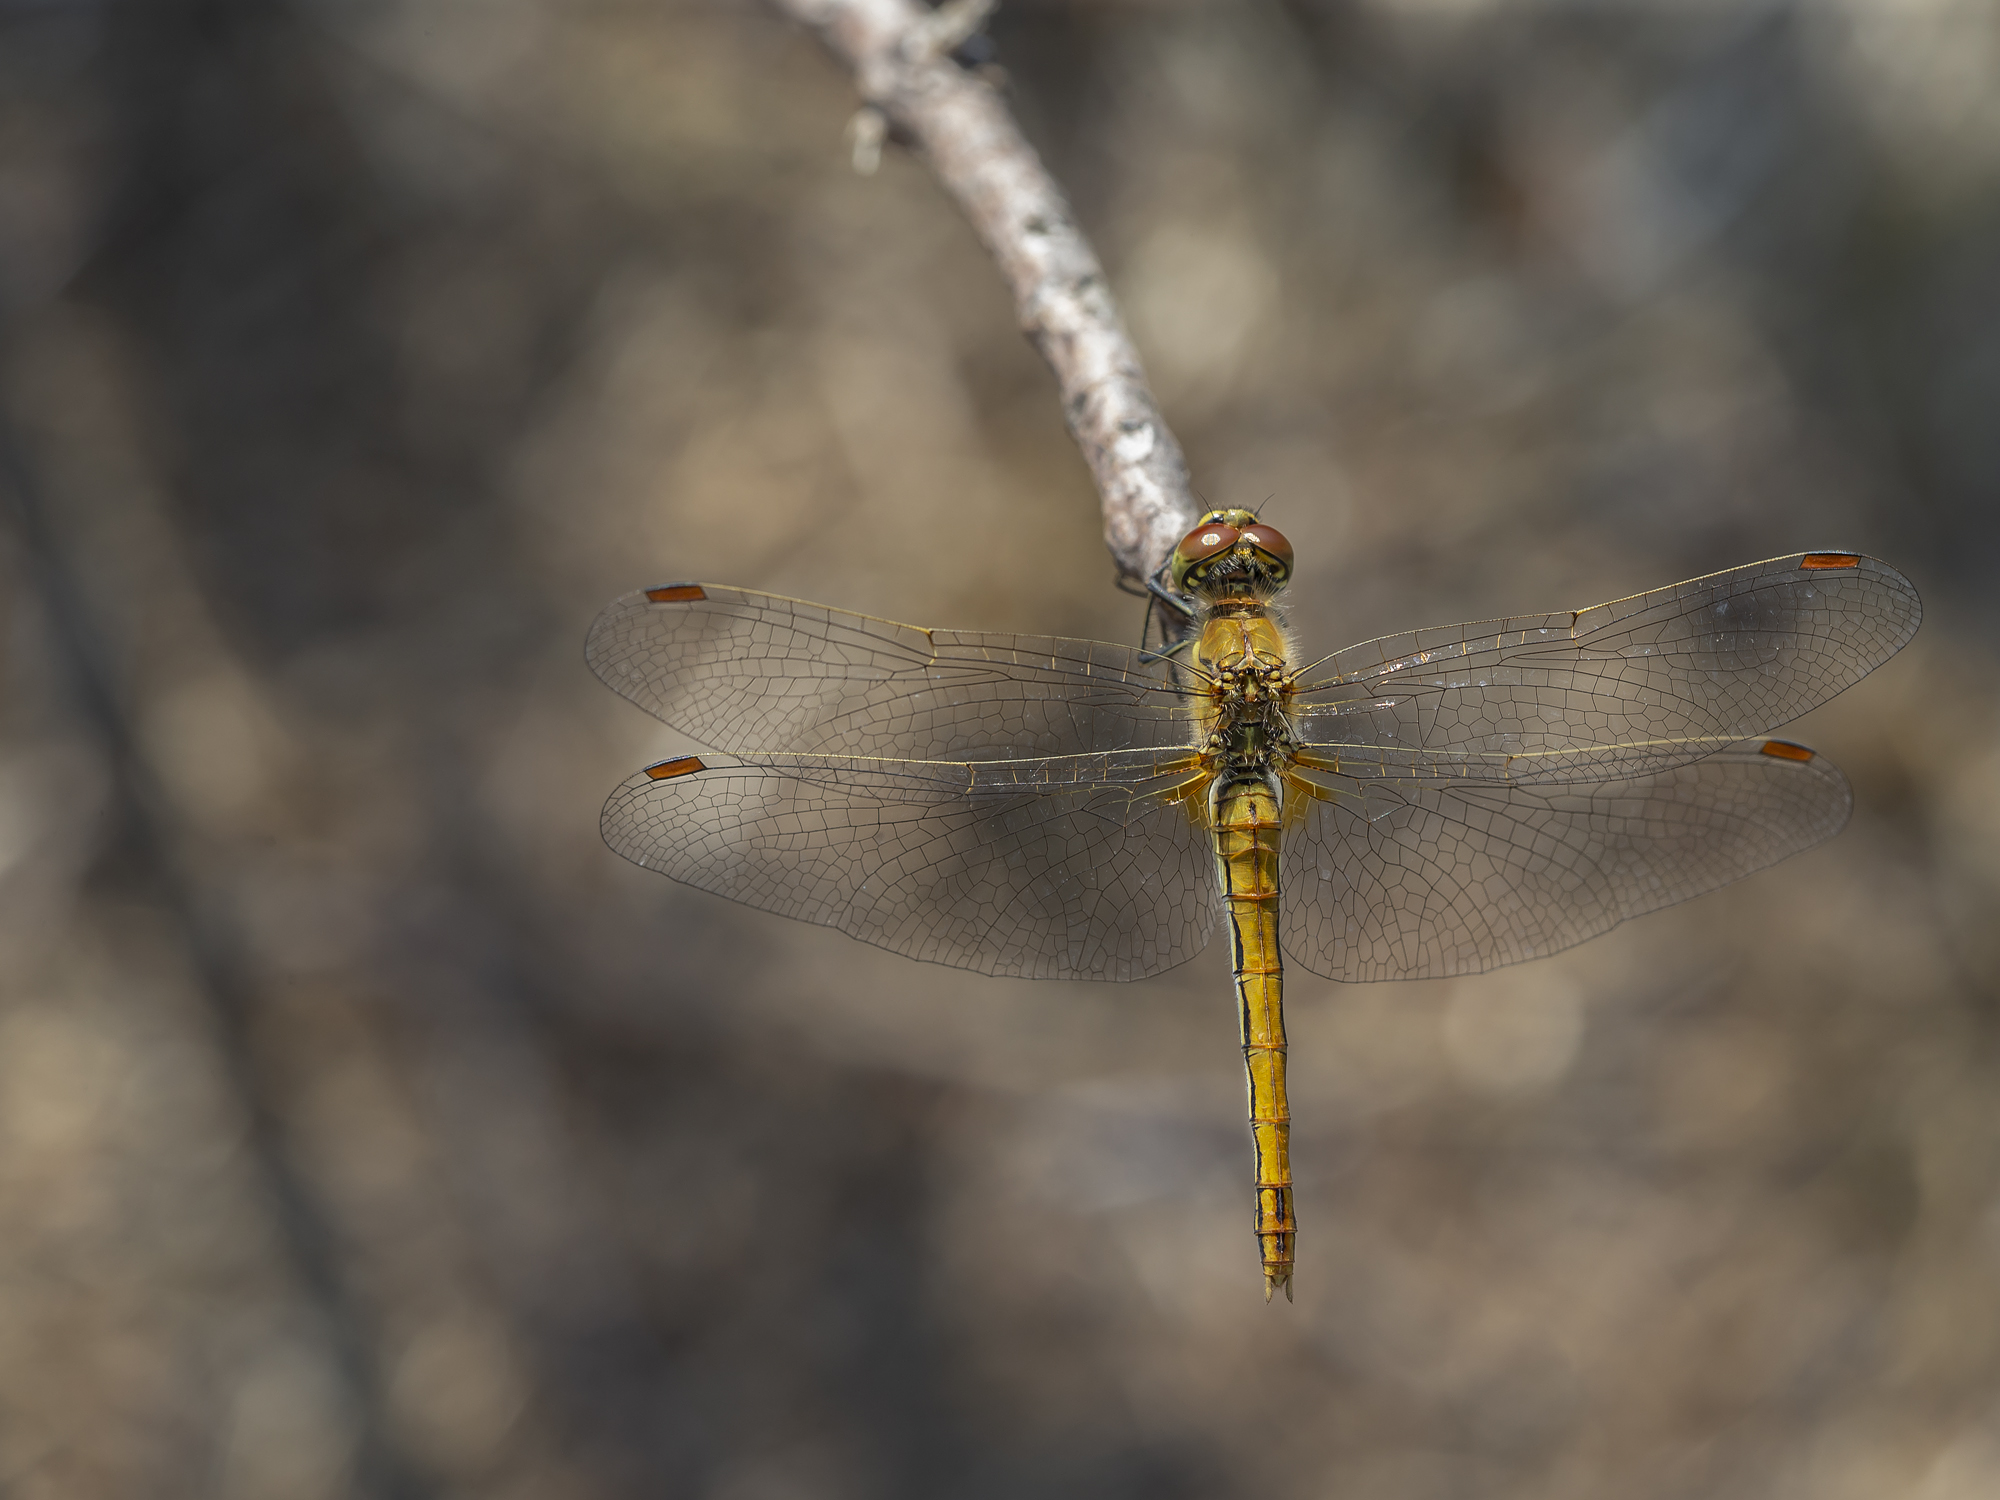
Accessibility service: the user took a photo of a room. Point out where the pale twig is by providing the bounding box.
[770,0,1200,585]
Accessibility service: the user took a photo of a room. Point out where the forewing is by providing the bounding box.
[587,584,1188,759]
[1293,554,1919,784]
[1280,739,1851,982]
[602,750,1217,981]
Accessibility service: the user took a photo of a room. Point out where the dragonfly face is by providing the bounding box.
[1170,507,1295,596]
[587,520,1920,1302]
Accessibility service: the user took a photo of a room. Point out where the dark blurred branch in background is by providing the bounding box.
[0,416,426,1500]
[771,0,1200,583]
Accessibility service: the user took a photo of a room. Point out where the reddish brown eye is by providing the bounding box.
[1178,524,1239,564]
[1238,524,1293,570]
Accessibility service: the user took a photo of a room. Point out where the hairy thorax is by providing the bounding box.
[1191,600,1299,778]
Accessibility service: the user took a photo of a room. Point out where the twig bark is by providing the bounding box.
[772,0,1200,585]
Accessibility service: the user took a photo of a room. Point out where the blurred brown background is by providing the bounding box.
[3,1,1998,1496]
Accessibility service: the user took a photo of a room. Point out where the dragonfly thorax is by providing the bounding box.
[1194,607,1299,773]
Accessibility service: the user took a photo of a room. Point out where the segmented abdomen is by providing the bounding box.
[1212,773,1294,1301]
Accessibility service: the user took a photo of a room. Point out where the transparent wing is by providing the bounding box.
[586,583,1189,759]
[602,750,1217,981]
[1292,553,1919,784]
[1279,739,1851,982]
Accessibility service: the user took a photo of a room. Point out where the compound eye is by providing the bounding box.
[1238,524,1293,571]
[1177,523,1239,566]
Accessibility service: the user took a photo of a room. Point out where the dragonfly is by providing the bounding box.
[587,511,1920,1301]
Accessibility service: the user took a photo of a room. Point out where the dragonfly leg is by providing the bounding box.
[1146,575,1198,622]
[1140,574,1201,669]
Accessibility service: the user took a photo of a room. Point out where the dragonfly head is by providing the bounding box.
[1169,509,1294,598]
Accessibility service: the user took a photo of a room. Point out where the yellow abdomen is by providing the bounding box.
[1212,773,1294,1301]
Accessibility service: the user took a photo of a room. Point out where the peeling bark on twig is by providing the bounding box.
[772,0,1200,585]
